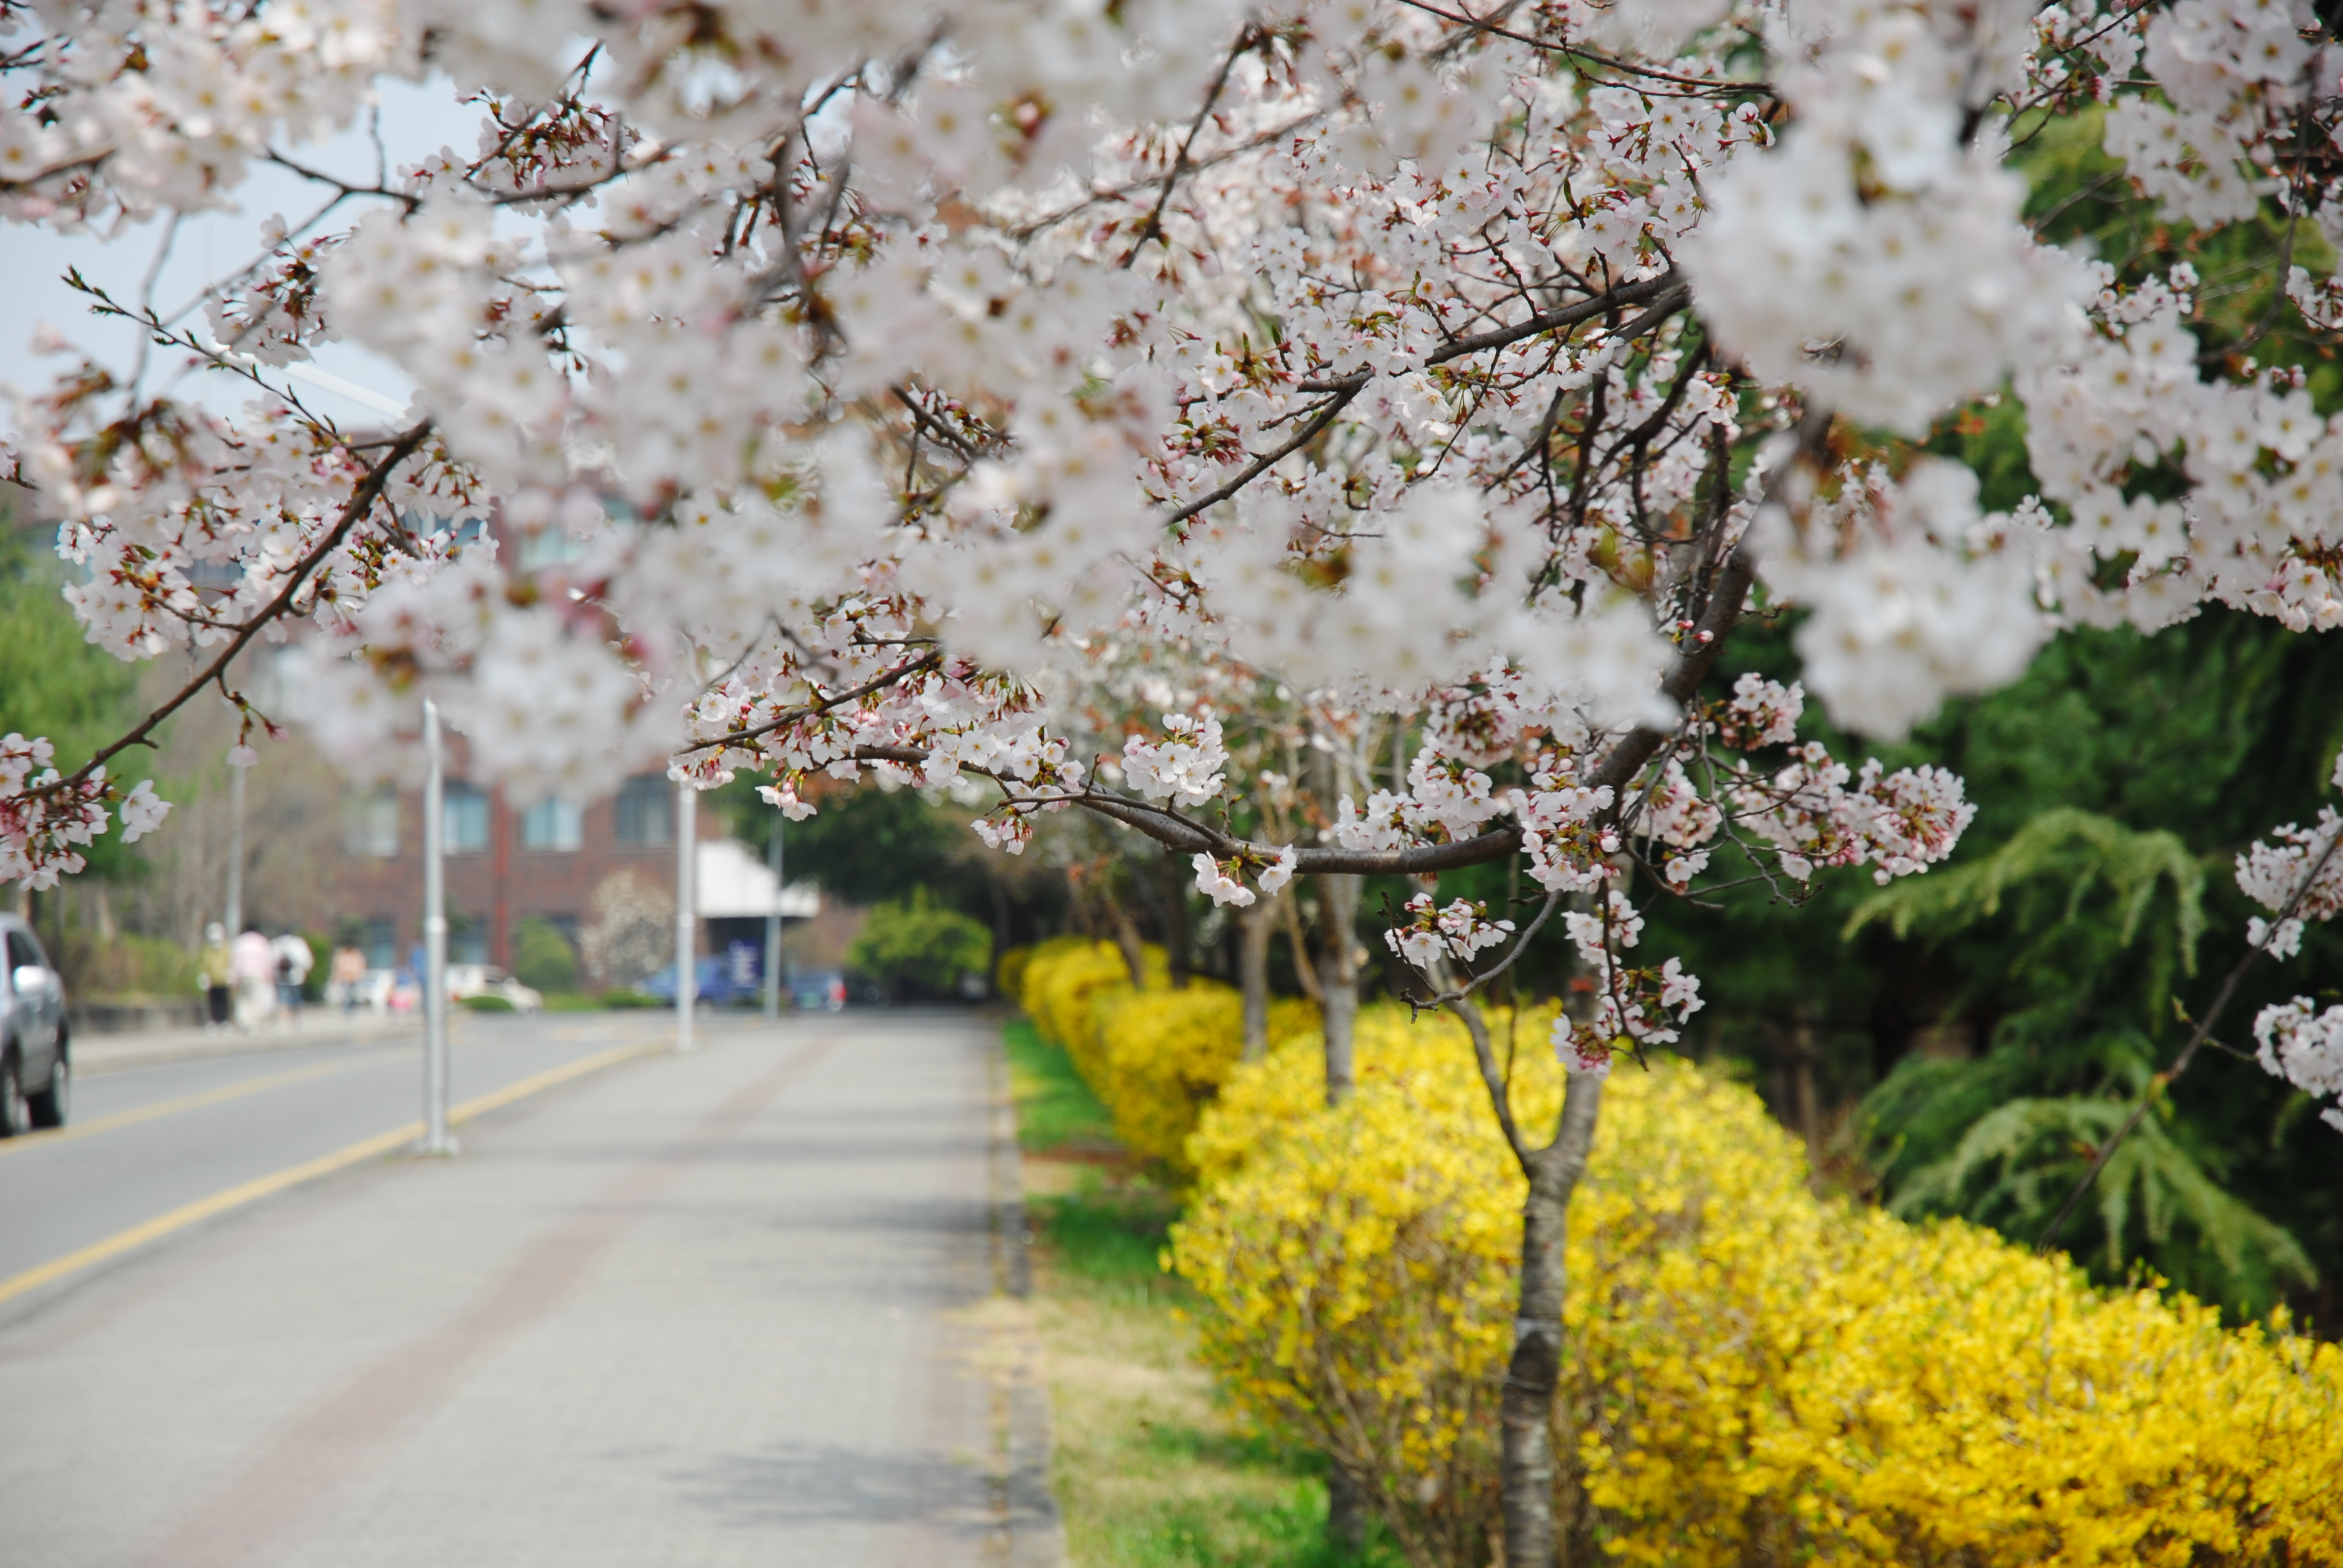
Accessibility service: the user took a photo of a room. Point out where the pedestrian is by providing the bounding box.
[198,923,233,1031]
[231,926,276,1033]
[329,941,367,1015]
[272,933,313,1028]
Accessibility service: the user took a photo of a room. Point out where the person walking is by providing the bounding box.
[328,942,367,1015]
[231,927,275,1033]
[272,933,313,1028]
[198,923,233,1031]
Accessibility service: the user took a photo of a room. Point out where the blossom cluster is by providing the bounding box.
[1383,892,1518,970]
[3,0,2342,1138]
[0,736,168,890]
[2251,1000,2343,1132]
[2235,746,2343,958]
[1552,889,1705,1074]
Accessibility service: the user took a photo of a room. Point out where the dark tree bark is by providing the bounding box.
[1317,872,1360,1106]
[1327,1462,1370,1558]
[1450,996,1605,1568]
[1152,854,1191,988]
[1238,897,1276,1062]
[1102,891,1147,985]
[1500,1074,1604,1568]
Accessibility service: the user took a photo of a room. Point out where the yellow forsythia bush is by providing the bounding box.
[994,942,1035,1007]
[1019,938,1314,1175]
[1095,984,1318,1175]
[1172,1002,1559,1566]
[1172,1008,2343,1568]
[1019,938,1165,1086]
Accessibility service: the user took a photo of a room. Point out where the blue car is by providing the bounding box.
[638,956,762,1007]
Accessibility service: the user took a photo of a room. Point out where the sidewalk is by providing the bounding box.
[0,1013,1060,1568]
[73,1010,433,1076]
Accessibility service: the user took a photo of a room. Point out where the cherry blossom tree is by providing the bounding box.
[11,0,2343,1556]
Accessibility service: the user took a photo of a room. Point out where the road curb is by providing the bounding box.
[990,1034,1069,1568]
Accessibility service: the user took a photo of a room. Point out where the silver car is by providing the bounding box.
[0,913,67,1135]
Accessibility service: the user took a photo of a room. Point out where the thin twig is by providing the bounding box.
[49,421,432,794]
[2036,823,2343,1255]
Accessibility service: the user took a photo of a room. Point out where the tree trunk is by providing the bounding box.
[1314,871,1365,1559]
[1239,897,1275,1062]
[1317,872,1360,1106]
[1154,856,1191,989]
[1103,888,1147,987]
[1501,1070,1605,1568]
[1789,1010,1821,1162]
[1283,892,1323,1002]
[1327,1461,1369,1558]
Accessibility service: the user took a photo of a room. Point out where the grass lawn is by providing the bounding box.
[1003,1021,1403,1568]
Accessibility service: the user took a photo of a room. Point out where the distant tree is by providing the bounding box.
[578,872,672,991]
[0,519,140,880]
[512,916,580,995]
[846,890,991,1002]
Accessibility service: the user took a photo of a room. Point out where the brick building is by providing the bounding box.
[326,761,809,978]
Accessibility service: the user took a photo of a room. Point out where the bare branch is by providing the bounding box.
[52,420,433,794]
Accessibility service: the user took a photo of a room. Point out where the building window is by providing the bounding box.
[445,783,491,854]
[614,775,672,845]
[344,786,399,858]
[450,912,488,965]
[519,798,583,851]
[362,916,397,971]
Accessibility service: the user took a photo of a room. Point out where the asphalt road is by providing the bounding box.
[0,1013,672,1300]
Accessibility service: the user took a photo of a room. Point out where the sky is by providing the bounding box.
[0,75,487,440]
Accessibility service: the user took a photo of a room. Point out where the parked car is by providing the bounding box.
[0,913,69,1135]
[791,970,848,1012]
[446,964,545,1013]
[327,968,400,1015]
[639,957,763,1007]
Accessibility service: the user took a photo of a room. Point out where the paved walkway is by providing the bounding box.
[74,1011,431,1075]
[0,1013,1058,1567]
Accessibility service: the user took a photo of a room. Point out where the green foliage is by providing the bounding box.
[1034,1182,1186,1304]
[0,520,145,878]
[461,993,516,1013]
[1846,808,2206,1040]
[601,987,661,1008]
[511,916,580,994]
[1849,808,2314,1316]
[0,526,139,769]
[1004,1018,1119,1152]
[1884,1093,2315,1304]
[53,928,198,999]
[718,779,975,906]
[845,886,991,998]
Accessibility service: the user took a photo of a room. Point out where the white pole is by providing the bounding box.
[675,780,696,1053]
[762,814,783,1021]
[420,701,454,1155]
[224,762,245,936]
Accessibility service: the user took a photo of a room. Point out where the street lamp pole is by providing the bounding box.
[762,814,784,1021]
[675,779,696,1053]
[223,760,245,936]
[420,700,455,1155]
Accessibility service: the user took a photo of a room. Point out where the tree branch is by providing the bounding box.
[54,420,433,793]
[2034,822,2343,1256]
[679,650,946,756]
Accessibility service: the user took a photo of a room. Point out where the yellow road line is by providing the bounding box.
[0,1058,379,1158]
[0,1037,664,1308]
